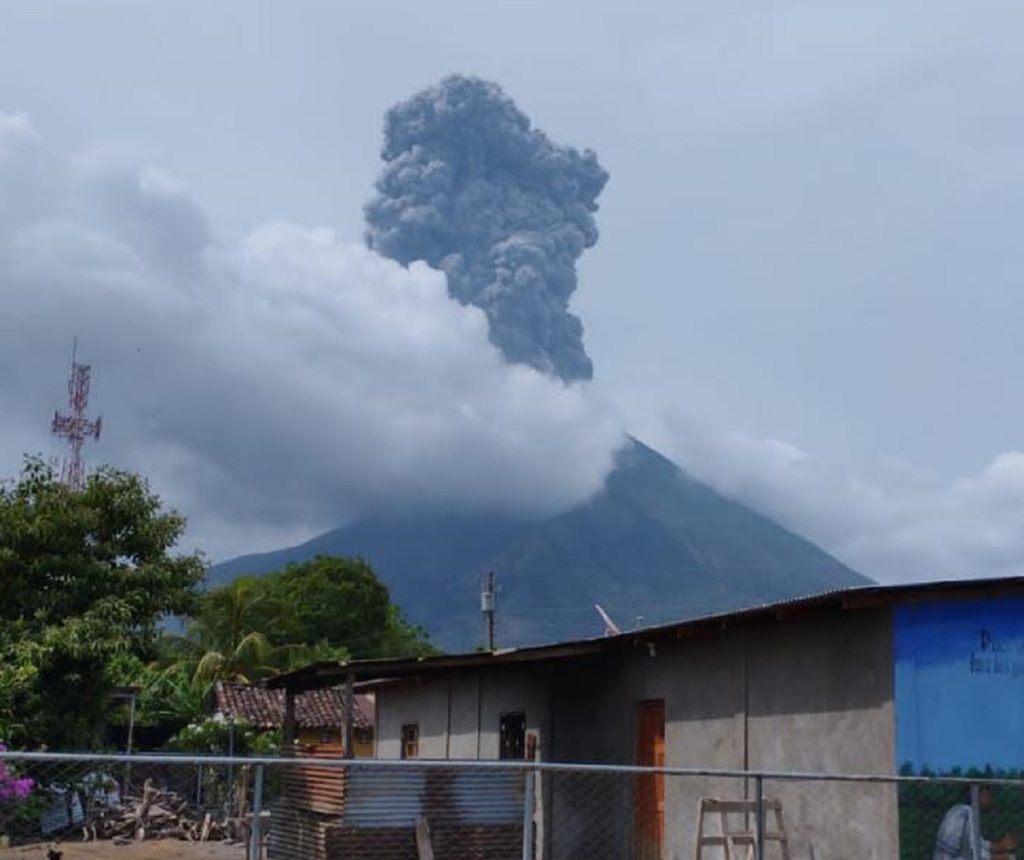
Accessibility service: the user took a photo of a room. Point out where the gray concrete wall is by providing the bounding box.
[547,638,750,860]
[375,669,551,761]
[478,670,551,759]
[746,608,897,860]
[372,608,898,859]
[448,674,481,759]
[375,680,450,759]
[545,608,896,860]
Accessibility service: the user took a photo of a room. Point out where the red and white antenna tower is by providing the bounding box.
[51,340,102,490]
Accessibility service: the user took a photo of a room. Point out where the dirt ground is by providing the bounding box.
[0,841,246,860]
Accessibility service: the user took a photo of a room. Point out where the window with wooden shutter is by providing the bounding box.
[400,723,419,759]
[499,711,526,759]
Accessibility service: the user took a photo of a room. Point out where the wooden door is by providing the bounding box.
[635,700,665,860]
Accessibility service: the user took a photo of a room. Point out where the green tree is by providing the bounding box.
[0,458,204,748]
[262,556,435,658]
[121,556,435,733]
[189,577,299,663]
[266,557,389,654]
[145,574,353,727]
[108,653,206,729]
[185,577,292,684]
[376,604,437,659]
[175,556,434,683]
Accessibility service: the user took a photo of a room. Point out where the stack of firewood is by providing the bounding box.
[79,779,243,844]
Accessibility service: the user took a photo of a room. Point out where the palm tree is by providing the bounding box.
[182,577,292,684]
[131,577,350,728]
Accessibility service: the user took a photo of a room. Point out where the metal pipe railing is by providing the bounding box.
[2,749,1022,786]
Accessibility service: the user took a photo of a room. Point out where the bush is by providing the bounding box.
[0,743,35,842]
[166,718,280,756]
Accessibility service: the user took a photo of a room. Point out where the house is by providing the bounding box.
[268,576,1024,859]
[213,681,375,756]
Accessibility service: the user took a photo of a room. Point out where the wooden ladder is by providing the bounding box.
[694,796,791,860]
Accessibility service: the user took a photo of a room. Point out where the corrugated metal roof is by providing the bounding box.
[268,576,1024,692]
[343,769,523,827]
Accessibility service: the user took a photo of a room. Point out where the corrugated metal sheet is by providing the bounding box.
[343,768,523,828]
[326,820,522,860]
[453,771,523,825]
[269,806,332,860]
[281,757,348,816]
[268,746,346,860]
[268,749,527,860]
[343,769,425,827]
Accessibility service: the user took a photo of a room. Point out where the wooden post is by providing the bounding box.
[283,688,297,749]
[248,765,265,860]
[344,673,355,758]
[521,766,536,860]
[415,816,435,860]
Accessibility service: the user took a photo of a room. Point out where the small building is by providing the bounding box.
[213,681,375,756]
[269,577,1024,859]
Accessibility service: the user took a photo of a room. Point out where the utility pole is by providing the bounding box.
[481,572,496,651]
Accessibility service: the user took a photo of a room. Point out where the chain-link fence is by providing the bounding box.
[1,751,1021,859]
[0,751,265,855]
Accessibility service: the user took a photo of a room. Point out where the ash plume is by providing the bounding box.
[365,75,608,382]
[0,109,624,559]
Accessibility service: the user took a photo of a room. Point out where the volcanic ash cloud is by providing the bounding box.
[0,110,624,558]
[365,75,608,383]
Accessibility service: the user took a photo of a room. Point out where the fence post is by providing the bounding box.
[226,720,236,817]
[755,774,765,860]
[522,765,536,860]
[249,763,265,860]
[970,784,982,860]
[124,693,135,798]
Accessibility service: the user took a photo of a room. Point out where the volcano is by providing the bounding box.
[208,438,868,650]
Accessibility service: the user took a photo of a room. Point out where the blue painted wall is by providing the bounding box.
[895,597,1024,773]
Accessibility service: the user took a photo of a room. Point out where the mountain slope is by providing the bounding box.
[209,439,869,649]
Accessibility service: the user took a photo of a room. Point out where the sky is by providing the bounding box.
[2,1,1024,583]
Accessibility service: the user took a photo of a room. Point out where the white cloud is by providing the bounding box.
[7,105,1022,585]
[0,112,624,559]
[0,112,33,156]
[659,411,1024,584]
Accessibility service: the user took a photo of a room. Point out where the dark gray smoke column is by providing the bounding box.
[365,75,608,382]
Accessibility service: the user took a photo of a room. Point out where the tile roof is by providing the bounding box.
[213,681,373,731]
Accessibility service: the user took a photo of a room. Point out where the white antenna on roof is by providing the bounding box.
[594,604,621,637]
